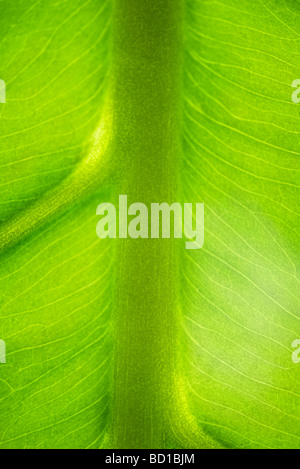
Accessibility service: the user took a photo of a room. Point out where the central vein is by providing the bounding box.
[108,0,184,449]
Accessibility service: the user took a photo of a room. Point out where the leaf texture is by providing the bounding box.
[181,0,300,449]
[0,0,299,449]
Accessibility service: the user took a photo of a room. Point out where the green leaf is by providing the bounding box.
[0,0,113,449]
[0,0,299,449]
[181,0,300,449]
